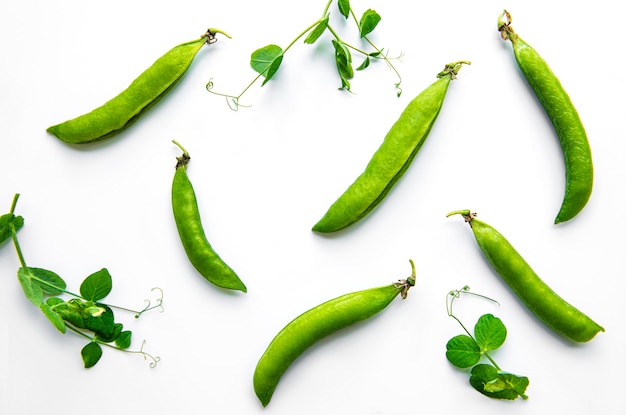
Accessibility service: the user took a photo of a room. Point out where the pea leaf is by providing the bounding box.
[115,330,132,349]
[40,303,66,333]
[359,9,381,38]
[17,267,43,306]
[446,334,481,368]
[474,314,506,352]
[356,56,370,71]
[304,16,329,44]
[0,213,23,244]
[79,268,112,301]
[28,267,66,295]
[250,45,284,85]
[469,364,529,400]
[332,40,354,91]
[81,342,103,368]
[337,0,350,19]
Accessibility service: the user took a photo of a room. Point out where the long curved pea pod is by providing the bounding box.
[312,61,470,233]
[253,260,416,406]
[498,11,593,224]
[171,141,246,292]
[46,29,230,144]
[447,210,603,342]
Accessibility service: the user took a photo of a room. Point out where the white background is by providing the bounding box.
[1,0,624,414]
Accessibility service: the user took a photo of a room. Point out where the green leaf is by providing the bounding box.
[332,40,354,91]
[17,268,43,306]
[250,45,284,85]
[337,0,350,19]
[115,331,132,349]
[304,17,329,44]
[40,303,66,333]
[469,364,529,400]
[359,9,381,38]
[0,213,23,244]
[79,268,112,301]
[474,314,507,352]
[28,267,66,295]
[81,342,103,368]
[356,56,370,70]
[445,334,481,368]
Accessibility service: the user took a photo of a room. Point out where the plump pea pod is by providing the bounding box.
[447,210,603,342]
[253,260,416,406]
[312,61,470,233]
[171,141,246,292]
[498,11,593,224]
[47,29,230,144]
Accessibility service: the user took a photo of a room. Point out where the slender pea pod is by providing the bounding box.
[171,141,246,292]
[312,61,470,233]
[498,11,593,224]
[447,210,603,342]
[253,260,416,406]
[47,29,230,144]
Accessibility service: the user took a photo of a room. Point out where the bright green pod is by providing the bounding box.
[312,61,469,233]
[47,29,229,144]
[499,11,593,224]
[171,141,246,292]
[447,210,603,342]
[253,261,416,406]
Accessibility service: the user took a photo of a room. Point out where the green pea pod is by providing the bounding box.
[498,11,593,224]
[47,29,230,144]
[171,141,246,292]
[253,261,416,406]
[447,210,603,342]
[313,61,469,233]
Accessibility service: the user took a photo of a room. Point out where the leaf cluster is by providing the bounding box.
[1,194,161,368]
[18,266,133,367]
[209,0,402,109]
[446,288,529,400]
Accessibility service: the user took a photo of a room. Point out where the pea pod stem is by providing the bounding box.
[498,10,593,224]
[253,260,416,406]
[447,210,603,342]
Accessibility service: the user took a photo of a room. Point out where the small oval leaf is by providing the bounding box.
[40,303,66,333]
[337,0,350,19]
[81,342,103,368]
[474,314,507,352]
[17,268,43,306]
[29,267,66,295]
[304,17,329,44]
[80,268,112,301]
[445,334,481,368]
[250,45,284,81]
[359,9,381,38]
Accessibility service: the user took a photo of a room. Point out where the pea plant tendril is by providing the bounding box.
[445,286,529,400]
[207,0,403,110]
[0,193,163,368]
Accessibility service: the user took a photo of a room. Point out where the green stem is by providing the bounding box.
[11,225,27,269]
[348,7,403,96]
[66,324,160,367]
[9,193,19,215]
